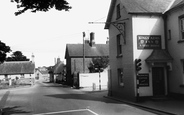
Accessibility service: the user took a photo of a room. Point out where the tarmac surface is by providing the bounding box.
[1,85,184,115]
[80,87,184,115]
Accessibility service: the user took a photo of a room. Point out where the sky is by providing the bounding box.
[0,0,111,67]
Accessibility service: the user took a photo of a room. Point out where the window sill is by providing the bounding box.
[180,84,184,88]
[116,54,123,58]
[177,40,184,43]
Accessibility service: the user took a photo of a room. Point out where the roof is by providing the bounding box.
[105,0,183,29]
[0,61,35,75]
[53,61,65,74]
[145,50,173,62]
[168,0,184,11]
[65,44,109,58]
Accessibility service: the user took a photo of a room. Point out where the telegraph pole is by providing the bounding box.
[83,32,85,73]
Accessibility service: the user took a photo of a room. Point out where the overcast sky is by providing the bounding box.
[0,0,111,67]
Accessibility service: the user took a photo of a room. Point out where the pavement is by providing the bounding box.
[80,87,184,115]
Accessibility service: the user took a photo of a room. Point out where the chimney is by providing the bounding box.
[90,32,95,47]
[106,37,109,44]
[31,53,35,63]
[57,57,61,64]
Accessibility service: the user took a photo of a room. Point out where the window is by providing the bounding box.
[116,4,121,19]
[180,59,184,87]
[118,68,124,86]
[168,29,171,40]
[180,18,184,39]
[117,34,122,57]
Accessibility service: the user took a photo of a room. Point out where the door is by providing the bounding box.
[152,67,165,96]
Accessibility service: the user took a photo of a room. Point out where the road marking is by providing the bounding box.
[33,108,99,115]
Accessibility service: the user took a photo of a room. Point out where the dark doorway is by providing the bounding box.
[152,67,165,96]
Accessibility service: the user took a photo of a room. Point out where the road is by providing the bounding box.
[0,81,157,115]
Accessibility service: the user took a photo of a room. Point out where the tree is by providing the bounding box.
[0,41,11,64]
[88,56,109,73]
[6,51,30,61]
[11,0,72,16]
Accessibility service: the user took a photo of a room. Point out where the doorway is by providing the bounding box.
[152,67,165,96]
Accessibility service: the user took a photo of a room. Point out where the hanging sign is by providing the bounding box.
[137,35,161,49]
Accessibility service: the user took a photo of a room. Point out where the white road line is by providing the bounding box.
[33,108,99,115]
[86,109,99,115]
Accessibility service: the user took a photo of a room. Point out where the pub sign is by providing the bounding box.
[137,73,149,87]
[137,35,161,49]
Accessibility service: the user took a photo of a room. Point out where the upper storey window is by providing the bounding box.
[116,4,121,20]
[180,18,184,40]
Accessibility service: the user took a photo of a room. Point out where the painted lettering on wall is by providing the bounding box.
[137,35,161,49]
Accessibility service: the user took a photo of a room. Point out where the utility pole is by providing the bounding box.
[83,32,85,73]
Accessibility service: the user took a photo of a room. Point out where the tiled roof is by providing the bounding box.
[65,44,109,58]
[53,61,65,74]
[105,0,182,29]
[120,0,173,13]
[0,61,35,75]
[145,50,173,62]
[169,0,184,11]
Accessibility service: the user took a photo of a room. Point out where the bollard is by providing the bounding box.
[92,83,96,91]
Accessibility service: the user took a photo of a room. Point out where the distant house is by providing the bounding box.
[35,67,49,81]
[0,61,35,81]
[48,58,65,83]
[64,32,109,86]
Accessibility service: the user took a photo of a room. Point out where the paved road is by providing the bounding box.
[0,81,157,115]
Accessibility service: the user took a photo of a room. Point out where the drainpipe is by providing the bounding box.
[163,14,168,51]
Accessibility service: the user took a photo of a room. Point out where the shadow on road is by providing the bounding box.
[1,106,31,115]
[45,93,121,104]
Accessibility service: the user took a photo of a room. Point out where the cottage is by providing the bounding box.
[105,0,184,101]
[0,61,35,85]
[65,32,109,86]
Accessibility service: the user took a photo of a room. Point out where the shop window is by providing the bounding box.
[118,68,124,86]
[116,4,121,19]
[116,34,122,57]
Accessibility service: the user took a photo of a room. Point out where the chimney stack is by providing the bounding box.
[31,53,35,63]
[106,37,109,44]
[90,32,95,47]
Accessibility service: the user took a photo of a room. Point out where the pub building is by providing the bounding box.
[105,0,184,102]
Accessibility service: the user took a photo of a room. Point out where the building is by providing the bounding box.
[105,0,184,102]
[0,61,35,83]
[35,66,50,81]
[64,32,109,86]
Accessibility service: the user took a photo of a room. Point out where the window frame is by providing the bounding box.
[116,4,121,20]
[118,68,124,86]
[116,34,122,57]
[178,15,184,43]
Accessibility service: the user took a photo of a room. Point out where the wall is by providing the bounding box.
[132,14,165,96]
[108,0,135,101]
[167,7,184,94]
[79,71,108,90]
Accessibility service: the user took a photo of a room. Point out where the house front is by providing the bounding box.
[65,32,109,86]
[105,0,184,102]
[0,61,35,85]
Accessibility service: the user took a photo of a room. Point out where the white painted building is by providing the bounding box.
[105,0,184,101]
